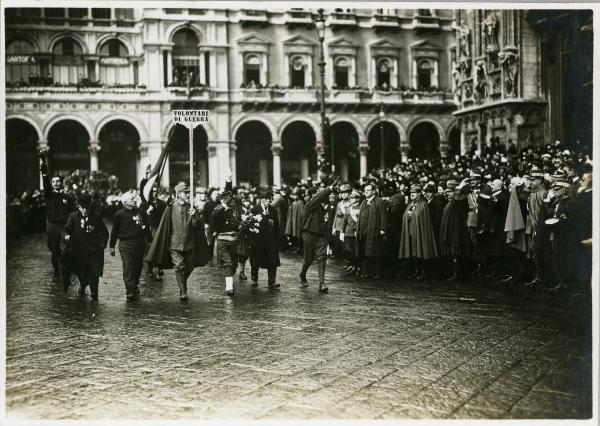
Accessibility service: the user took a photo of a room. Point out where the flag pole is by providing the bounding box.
[189,124,194,200]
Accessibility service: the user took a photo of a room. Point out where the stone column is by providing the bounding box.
[359,142,369,177]
[440,140,449,158]
[340,157,349,182]
[207,143,219,187]
[400,140,410,162]
[88,140,100,172]
[200,50,207,85]
[165,49,173,85]
[271,142,282,187]
[229,142,237,185]
[460,128,467,155]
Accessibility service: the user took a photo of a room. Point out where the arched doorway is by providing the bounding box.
[235,121,272,186]
[328,122,360,182]
[409,122,440,159]
[168,124,208,188]
[367,121,400,171]
[281,121,316,184]
[47,120,90,174]
[448,126,461,157]
[6,119,39,193]
[98,120,140,190]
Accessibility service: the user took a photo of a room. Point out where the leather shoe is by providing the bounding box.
[126,293,135,302]
[90,294,98,301]
[251,281,259,288]
[226,290,234,297]
[501,275,514,283]
[318,284,329,293]
[268,283,281,289]
[239,272,248,281]
[78,286,86,296]
[524,277,541,288]
[548,281,566,292]
[446,273,459,282]
[179,293,188,301]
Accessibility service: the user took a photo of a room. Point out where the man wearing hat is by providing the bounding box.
[332,183,352,266]
[40,153,77,290]
[285,187,305,254]
[439,179,470,282]
[146,182,209,300]
[203,187,220,264]
[299,178,340,292]
[340,189,362,275]
[248,187,281,289]
[62,193,109,300]
[524,166,548,287]
[398,183,438,280]
[383,182,406,277]
[423,181,445,255]
[533,175,574,292]
[110,191,151,301]
[464,171,482,273]
[356,182,388,279]
[210,175,244,296]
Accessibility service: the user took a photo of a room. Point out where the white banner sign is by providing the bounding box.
[7,55,36,64]
[172,110,209,129]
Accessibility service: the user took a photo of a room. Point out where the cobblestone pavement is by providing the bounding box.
[5,233,593,420]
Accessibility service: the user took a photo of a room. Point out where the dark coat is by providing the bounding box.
[248,204,281,268]
[426,195,446,247]
[286,199,305,238]
[301,188,332,236]
[399,197,438,259]
[356,196,388,257]
[63,211,109,279]
[145,204,209,269]
[439,197,470,257]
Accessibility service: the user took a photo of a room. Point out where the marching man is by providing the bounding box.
[145,182,209,301]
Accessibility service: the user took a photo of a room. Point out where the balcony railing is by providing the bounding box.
[240,9,268,25]
[328,11,358,28]
[372,14,399,28]
[413,14,440,28]
[284,10,313,26]
[6,85,148,96]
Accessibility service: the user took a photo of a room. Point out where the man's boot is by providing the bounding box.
[175,271,187,300]
[318,262,328,293]
[299,264,309,288]
[525,260,542,288]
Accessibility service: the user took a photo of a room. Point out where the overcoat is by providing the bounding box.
[427,195,446,248]
[356,196,388,257]
[62,211,109,279]
[145,204,209,269]
[248,204,281,268]
[285,199,305,238]
[439,197,470,257]
[398,198,438,259]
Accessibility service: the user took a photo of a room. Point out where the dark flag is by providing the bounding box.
[140,133,173,202]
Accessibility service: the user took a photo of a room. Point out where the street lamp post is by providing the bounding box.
[378,103,385,169]
[316,9,327,179]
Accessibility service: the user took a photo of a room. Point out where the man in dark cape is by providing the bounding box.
[356,182,388,279]
[439,180,470,281]
[285,188,305,253]
[248,187,281,288]
[398,184,438,279]
[145,183,209,300]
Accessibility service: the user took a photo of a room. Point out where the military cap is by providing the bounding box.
[530,166,544,178]
[338,183,352,193]
[256,186,273,199]
[446,180,459,190]
[552,177,572,188]
[423,182,437,193]
[174,182,190,193]
[410,184,422,193]
[478,184,493,199]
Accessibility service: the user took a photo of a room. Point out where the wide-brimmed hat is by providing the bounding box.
[256,186,273,199]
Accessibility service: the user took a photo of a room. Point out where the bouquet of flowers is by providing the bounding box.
[239,213,262,237]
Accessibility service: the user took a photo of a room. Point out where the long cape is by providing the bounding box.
[398,198,438,259]
[145,204,209,269]
[504,187,527,252]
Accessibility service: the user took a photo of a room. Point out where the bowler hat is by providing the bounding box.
[256,186,273,199]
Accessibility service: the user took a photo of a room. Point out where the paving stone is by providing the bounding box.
[4,232,592,420]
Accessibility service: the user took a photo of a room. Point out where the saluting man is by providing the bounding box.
[40,151,77,291]
[110,191,151,301]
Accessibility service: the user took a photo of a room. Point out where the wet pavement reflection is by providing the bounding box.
[5,233,592,420]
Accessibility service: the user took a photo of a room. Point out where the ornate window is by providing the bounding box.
[171,29,201,87]
[98,38,131,85]
[290,56,306,88]
[244,54,261,86]
[52,37,86,84]
[377,58,391,88]
[417,60,432,89]
[334,57,350,89]
[5,39,39,84]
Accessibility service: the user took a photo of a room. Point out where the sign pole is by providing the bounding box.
[189,124,194,199]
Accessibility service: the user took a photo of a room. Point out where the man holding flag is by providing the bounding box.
[143,114,209,300]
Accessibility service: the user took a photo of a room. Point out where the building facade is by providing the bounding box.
[5,7,459,193]
[452,9,593,155]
